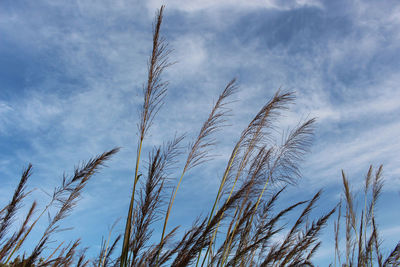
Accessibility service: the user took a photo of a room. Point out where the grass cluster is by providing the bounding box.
[0,6,399,267]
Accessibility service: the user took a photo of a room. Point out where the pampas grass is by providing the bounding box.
[0,5,399,267]
[332,166,400,266]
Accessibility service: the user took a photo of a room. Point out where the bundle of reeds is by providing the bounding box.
[117,6,336,267]
[0,149,119,266]
[0,5,399,267]
[332,166,400,267]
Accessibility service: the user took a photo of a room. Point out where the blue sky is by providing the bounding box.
[1,0,400,265]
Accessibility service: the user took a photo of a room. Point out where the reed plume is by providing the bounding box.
[0,165,32,243]
[0,148,118,266]
[333,165,399,267]
[120,5,172,266]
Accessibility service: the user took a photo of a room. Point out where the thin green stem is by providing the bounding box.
[120,139,143,267]
[197,146,240,266]
[156,168,187,266]
[5,200,52,264]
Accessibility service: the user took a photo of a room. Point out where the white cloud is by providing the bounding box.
[0,102,12,131]
[171,34,208,76]
[146,0,322,13]
[305,119,400,190]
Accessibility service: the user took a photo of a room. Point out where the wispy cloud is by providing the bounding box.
[147,0,322,13]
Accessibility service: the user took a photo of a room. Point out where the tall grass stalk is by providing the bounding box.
[120,5,171,267]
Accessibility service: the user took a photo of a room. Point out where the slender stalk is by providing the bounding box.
[157,171,185,265]
[120,139,143,267]
[249,176,270,224]
[201,143,255,266]
[44,241,64,264]
[197,145,239,267]
[156,80,236,266]
[239,175,271,265]
[200,92,297,266]
[100,221,118,267]
[201,106,267,265]
[219,210,242,267]
[5,201,48,264]
[120,5,169,266]
[217,205,240,267]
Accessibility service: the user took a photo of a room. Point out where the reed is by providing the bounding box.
[0,148,119,266]
[120,5,171,267]
[0,5,399,267]
[332,166,400,266]
[116,6,336,267]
